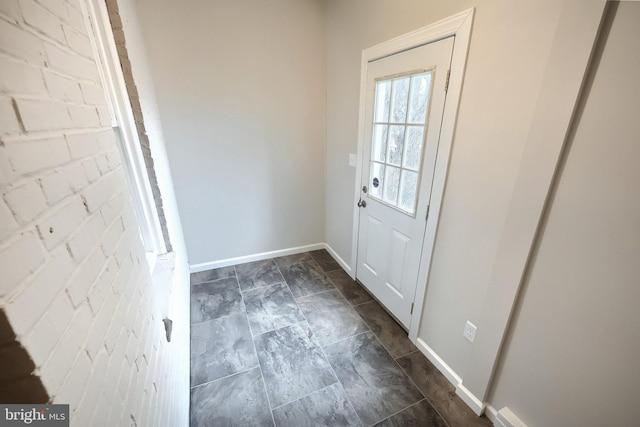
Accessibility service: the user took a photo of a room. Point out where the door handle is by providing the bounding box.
[357,199,367,208]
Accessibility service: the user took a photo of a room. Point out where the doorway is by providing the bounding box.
[356,38,454,328]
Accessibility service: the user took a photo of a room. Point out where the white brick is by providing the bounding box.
[96,129,116,150]
[34,0,68,21]
[0,231,45,297]
[105,299,127,353]
[20,0,66,43]
[0,0,21,22]
[39,169,72,204]
[41,302,92,393]
[13,97,72,131]
[96,104,111,126]
[96,152,109,174]
[76,350,107,419]
[43,69,82,102]
[36,196,87,249]
[87,256,117,314]
[117,357,133,399]
[105,390,123,425]
[67,213,104,260]
[0,19,46,65]
[0,145,15,186]
[0,55,47,95]
[22,290,74,366]
[62,24,92,58]
[67,245,106,305]
[100,215,123,257]
[6,248,74,335]
[0,198,17,240]
[56,350,91,406]
[44,42,97,81]
[114,227,134,269]
[6,136,70,174]
[65,131,99,159]
[64,2,86,35]
[3,179,47,223]
[106,150,121,170]
[0,97,22,136]
[65,161,89,191]
[100,191,124,226]
[68,103,100,128]
[79,81,106,106]
[82,173,115,213]
[86,288,117,358]
[81,157,100,182]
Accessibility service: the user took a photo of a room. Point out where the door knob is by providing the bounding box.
[357,199,367,208]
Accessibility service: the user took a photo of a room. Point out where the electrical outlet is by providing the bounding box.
[463,321,477,343]
[348,153,357,167]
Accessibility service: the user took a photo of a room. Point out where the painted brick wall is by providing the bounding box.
[0,0,187,425]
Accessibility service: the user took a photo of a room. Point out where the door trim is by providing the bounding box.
[350,9,475,334]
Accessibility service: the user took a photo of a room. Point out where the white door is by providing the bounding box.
[356,37,454,328]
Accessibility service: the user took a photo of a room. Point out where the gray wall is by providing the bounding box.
[135,0,327,265]
[488,3,640,426]
[326,0,563,376]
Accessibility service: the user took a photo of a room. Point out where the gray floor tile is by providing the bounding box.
[190,367,273,427]
[243,283,305,336]
[373,399,447,427]
[191,266,236,285]
[324,331,423,426]
[309,249,341,272]
[191,277,243,324]
[272,382,360,427]
[396,351,492,427]
[273,252,314,268]
[354,301,416,358]
[191,313,258,386]
[236,259,285,291]
[254,323,337,408]
[280,261,335,298]
[327,270,374,306]
[298,289,369,347]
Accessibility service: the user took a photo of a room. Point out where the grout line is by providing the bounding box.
[189,364,260,391]
[395,349,420,361]
[372,398,433,426]
[273,260,365,427]
[393,352,451,427]
[235,266,278,427]
[269,382,339,412]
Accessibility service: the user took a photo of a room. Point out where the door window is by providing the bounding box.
[368,71,433,216]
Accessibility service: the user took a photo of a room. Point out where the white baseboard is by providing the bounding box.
[493,407,528,427]
[189,243,325,273]
[485,404,500,426]
[415,338,486,416]
[324,243,352,275]
[415,337,463,386]
[455,383,486,416]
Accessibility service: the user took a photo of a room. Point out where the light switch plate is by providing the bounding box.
[348,153,357,167]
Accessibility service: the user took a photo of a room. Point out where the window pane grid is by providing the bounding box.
[368,71,433,216]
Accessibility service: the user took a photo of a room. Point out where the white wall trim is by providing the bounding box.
[349,8,475,334]
[84,0,166,255]
[455,383,486,416]
[414,336,485,417]
[189,243,325,272]
[495,407,528,427]
[324,243,352,276]
[414,337,462,384]
[485,404,500,426]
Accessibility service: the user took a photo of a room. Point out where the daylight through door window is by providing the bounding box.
[369,71,433,216]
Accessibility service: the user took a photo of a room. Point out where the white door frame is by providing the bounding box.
[350,9,475,333]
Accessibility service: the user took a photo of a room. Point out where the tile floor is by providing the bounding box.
[190,249,492,427]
